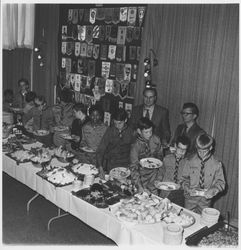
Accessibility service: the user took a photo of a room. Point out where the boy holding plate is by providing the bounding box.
[130,117,164,195]
[180,133,226,214]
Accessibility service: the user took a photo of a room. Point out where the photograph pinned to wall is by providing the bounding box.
[111,80,120,96]
[119,80,129,99]
[104,112,111,126]
[105,79,113,93]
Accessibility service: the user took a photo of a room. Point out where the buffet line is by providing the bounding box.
[2,133,238,246]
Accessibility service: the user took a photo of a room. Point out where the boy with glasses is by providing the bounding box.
[161,135,190,206]
[170,102,205,157]
[180,133,225,214]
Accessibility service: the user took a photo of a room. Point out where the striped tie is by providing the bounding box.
[174,158,180,183]
[199,161,205,189]
[145,109,150,120]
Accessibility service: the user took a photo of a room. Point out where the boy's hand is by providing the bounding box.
[204,188,217,199]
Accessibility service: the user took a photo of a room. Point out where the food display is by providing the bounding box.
[198,226,238,247]
[162,208,195,228]
[60,133,73,140]
[111,193,172,224]
[8,149,35,163]
[72,182,131,208]
[154,181,180,191]
[109,167,130,180]
[54,146,74,160]
[42,167,76,186]
[33,130,50,136]
[30,148,52,164]
[140,158,163,169]
[71,163,98,176]
[53,125,69,132]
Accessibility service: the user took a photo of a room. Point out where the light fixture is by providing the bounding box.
[144,69,151,78]
[144,58,150,66]
[40,62,44,67]
[34,47,40,52]
[37,55,42,60]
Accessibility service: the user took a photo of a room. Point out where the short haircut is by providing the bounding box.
[35,95,45,103]
[182,102,199,117]
[60,89,73,103]
[73,103,87,114]
[143,87,157,97]
[89,104,104,118]
[4,89,13,97]
[196,133,213,149]
[112,108,128,121]
[18,78,29,86]
[137,117,154,130]
[25,91,37,103]
[176,135,190,148]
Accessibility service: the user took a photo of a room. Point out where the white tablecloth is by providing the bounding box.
[2,145,209,245]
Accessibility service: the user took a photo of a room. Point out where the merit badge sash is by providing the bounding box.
[93,44,100,59]
[127,7,137,26]
[74,42,81,56]
[108,45,116,60]
[101,62,111,79]
[89,8,97,24]
[117,26,126,45]
[120,7,128,22]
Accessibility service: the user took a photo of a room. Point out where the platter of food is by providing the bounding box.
[72,183,125,208]
[154,181,180,191]
[79,146,95,153]
[71,163,98,176]
[140,158,163,169]
[110,193,172,224]
[53,126,69,132]
[109,167,130,180]
[189,188,207,197]
[37,167,76,187]
[6,149,35,163]
[54,146,75,160]
[60,133,73,140]
[33,130,50,136]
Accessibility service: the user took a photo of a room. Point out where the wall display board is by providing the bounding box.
[58,4,146,125]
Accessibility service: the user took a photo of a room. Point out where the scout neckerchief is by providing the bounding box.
[173,157,181,183]
[137,134,151,157]
[198,153,212,189]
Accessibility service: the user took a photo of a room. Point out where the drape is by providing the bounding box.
[2,4,35,50]
[32,4,59,106]
[136,4,238,219]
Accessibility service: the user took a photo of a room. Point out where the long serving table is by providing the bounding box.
[2,142,208,245]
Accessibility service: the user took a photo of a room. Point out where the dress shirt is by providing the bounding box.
[143,105,154,120]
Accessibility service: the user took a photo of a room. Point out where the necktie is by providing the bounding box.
[145,109,150,120]
[199,161,205,189]
[174,158,180,183]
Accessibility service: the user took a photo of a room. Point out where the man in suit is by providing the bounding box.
[129,87,171,146]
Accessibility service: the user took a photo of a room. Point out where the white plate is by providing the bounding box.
[140,158,163,169]
[109,167,130,180]
[33,130,50,136]
[154,181,180,191]
[80,146,95,153]
[71,163,98,175]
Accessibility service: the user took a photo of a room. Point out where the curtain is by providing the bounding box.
[2,49,32,92]
[32,4,59,106]
[136,4,238,219]
[2,4,35,50]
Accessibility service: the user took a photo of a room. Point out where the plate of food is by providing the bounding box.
[154,181,180,191]
[54,146,75,160]
[7,149,35,163]
[33,130,50,136]
[60,133,73,140]
[190,188,207,197]
[109,167,131,180]
[79,146,95,153]
[71,163,98,176]
[140,158,163,169]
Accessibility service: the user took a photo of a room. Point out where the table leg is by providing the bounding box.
[47,207,69,231]
[27,193,39,215]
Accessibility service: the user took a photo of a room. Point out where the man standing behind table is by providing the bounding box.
[14,78,30,109]
[129,87,171,146]
[170,102,205,157]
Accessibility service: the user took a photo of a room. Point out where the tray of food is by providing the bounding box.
[71,163,98,176]
[37,167,77,187]
[140,157,163,169]
[6,149,35,164]
[54,146,75,161]
[110,193,172,225]
[30,148,52,164]
[154,181,180,191]
[185,221,238,247]
[72,182,129,208]
[109,167,130,180]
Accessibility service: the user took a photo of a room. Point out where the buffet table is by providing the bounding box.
[2,141,209,246]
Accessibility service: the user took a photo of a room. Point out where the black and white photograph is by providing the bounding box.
[1,0,239,247]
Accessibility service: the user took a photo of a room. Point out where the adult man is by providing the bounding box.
[129,87,171,146]
[14,78,30,108]
[161,135,190,206]
[170,102,205,157]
